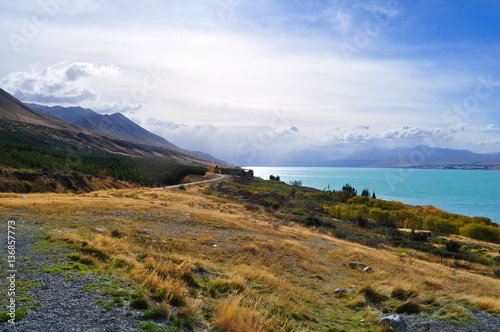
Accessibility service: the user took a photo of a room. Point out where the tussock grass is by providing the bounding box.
[2,183,499,330]
[212,294,296,332]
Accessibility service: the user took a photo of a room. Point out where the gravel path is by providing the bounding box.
[399,311,500,332]
[0,219,147,332]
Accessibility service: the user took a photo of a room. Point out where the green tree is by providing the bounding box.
[369,208,394,227]
[342,183,357,196]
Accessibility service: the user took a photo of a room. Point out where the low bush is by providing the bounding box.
[396,301,421,314]
[360,286,388,303]
[391,288,418,301]
[143,306,170,319]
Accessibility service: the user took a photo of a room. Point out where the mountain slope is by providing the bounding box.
[29,103,226,163]
[0,89,231,168]
[74,112,176,147]
[28,103,174,147]
[0,89,85,132]
[318,146,500,169]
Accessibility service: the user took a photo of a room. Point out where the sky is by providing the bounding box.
[1,0,499,166]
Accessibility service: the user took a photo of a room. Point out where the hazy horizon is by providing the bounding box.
[1,0,499,165]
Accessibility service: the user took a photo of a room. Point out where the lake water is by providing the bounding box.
[247,167,500,224]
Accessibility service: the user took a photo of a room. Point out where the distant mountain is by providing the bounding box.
[29,104,175,147]
[74,113,177,147]
[26,103,97,123]
[317,146,500,170]
[29,103,224,163]
[188,150,227,164]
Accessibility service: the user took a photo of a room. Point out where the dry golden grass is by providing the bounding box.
[213,294,297,332]
[2,185,499,331]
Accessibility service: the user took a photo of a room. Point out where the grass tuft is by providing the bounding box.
[143,306,170,320]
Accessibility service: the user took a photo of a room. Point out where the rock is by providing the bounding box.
[334,288,355,295]
[137,228,150,235]
[20,194,27,199]
[95,228,105,232]
[363,266,373,273]
[379,314,407,332]
[348,262,367,269]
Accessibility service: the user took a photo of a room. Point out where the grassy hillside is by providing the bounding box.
[0,118,212,191]
[0,140,206,188]
[0,176,498,331]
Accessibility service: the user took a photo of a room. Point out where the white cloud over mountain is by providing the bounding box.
[1,62,118,104]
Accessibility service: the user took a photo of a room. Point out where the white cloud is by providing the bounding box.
[1,61,119,104]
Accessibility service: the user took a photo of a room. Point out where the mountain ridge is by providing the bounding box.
[28,103,176,147]
[0,89,231,168]
[317,145,500,170]
[28,103,224,163]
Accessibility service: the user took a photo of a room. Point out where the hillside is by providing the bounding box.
[317,146,500,170]
[74,112,177,147]
[29,103,176,147]
[29,103,225,164]
[0,89,236,190]
[0,176,499,331]
[0,89,85,132]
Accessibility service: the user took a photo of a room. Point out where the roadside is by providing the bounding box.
[160,173,226,189]
[0,221,144,331]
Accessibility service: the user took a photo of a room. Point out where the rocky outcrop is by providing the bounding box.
[380,314,407,332]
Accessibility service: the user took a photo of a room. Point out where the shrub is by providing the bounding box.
[362,237,383,249]
[138,322,172,332]
[369,208,394,228]
[143,306,169,319]
[130,295,150,310]
[360,286,388,303]
[459,223,500,242]
[352,215,369,228]
[409,230,432,242]
[348,196,370,205]
[396,301,421,314]
[391,288,417,301]
[445,240,461,252]
[493,269,500,278]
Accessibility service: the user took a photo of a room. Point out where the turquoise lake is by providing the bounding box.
[247,167,500,224]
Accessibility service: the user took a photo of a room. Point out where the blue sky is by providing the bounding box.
[0,0,499,165]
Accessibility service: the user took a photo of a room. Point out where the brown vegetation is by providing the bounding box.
[1,179,499,331]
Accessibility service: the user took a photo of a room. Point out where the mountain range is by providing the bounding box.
[0,88,231,170]
[317,146,500,170]
[27,103,224,163]
[2,87,499,172]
